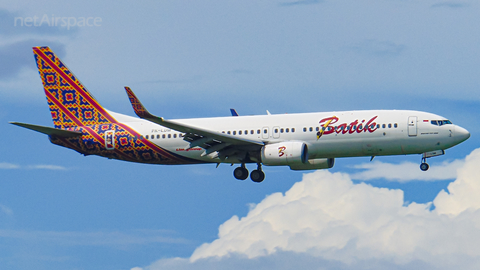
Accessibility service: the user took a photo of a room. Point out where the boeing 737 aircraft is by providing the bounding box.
[11,47,470,182]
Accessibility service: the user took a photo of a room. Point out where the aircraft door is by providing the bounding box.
[105,130,115,150]
[408,116,417,137]
[262,127,269,139]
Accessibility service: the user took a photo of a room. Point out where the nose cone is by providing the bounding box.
[455,125,471,143]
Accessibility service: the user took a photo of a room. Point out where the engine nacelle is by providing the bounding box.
[261,141,308,166]
[289,158,335,171]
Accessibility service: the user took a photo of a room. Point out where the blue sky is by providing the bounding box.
[0,1,479,269]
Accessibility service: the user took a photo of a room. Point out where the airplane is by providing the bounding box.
[10,46,470,183]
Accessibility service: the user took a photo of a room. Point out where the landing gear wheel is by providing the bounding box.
[250,170,265,183]
[234,167,249,180]
[420,163,429,171]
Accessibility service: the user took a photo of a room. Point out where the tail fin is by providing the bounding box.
[33,46,116,129]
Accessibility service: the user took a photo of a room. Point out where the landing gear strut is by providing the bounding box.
[420,157,429,171]
[250,164,265,183]
[419,150,445,171]
[233,164,249,180]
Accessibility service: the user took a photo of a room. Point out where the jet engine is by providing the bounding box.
[261,141,308,166]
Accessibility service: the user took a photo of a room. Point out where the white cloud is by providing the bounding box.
[140,147,480,270]
[350,159,464,182]
[0,162,68,170]
[433,148,480,216]
[0,229,187,247]
[0,162,20,169]
[27,164,68,171]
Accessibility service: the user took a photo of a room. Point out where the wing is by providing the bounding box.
[124,87,264,160]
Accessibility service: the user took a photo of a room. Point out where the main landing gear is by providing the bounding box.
[233,163,265,183]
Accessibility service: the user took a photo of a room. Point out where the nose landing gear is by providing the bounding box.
[419,150,445,171]
[420,159,429,171]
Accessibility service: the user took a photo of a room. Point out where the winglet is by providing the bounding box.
[124,86,157,119]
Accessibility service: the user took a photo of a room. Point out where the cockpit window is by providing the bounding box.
[431,120,452,126]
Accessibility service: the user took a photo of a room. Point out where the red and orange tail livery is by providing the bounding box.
[33,46,117,129]
[10,46,193,165]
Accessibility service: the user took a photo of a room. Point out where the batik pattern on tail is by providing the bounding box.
[33,47,199,165]
[49,123,194,164]
[33,46,117,129]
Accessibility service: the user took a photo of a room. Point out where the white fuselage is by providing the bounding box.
[112,109,470,164]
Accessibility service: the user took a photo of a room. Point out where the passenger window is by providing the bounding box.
[239,130,242,135]
[174,134,177,138]
[168,134,171,138]
[309,127,313,132]
[303,127,307,132]
[286,128,289,133]
[257,130,261,134]
[388,124,392,128]
[233,131,236,135]
[394,123,398,128]
[280,128,284,133]
[382,124,386,128]
[274,129,278,133]
[245,130,248,134]
[292,128,295,133]
[162,134,165,139]
[376,124,380,129]
[222,131,225,133]
[227,131,231,134]
[146,135,149,139]
[316,127,319,131]
[263,129,267,134]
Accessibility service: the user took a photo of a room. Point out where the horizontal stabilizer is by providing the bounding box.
[10,122,82,137]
